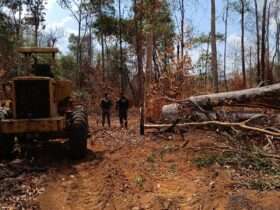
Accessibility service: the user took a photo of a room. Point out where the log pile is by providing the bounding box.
[145,83,280,138]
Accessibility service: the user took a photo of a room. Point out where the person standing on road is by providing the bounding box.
[116,93,129,129]
[100,93,113,127]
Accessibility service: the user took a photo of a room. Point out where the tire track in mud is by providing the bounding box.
[39,123,142,210]
[38,118,280,210]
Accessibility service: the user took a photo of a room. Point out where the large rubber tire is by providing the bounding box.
[69,108,88,159]
[0,135,14,159]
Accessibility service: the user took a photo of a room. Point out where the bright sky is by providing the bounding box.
[44,0,275,67]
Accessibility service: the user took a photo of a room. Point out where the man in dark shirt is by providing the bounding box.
[100,93,113,127]
[116,93,129,128]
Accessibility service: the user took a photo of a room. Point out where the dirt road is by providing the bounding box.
[35,115,280,210]
[1,114,279,210]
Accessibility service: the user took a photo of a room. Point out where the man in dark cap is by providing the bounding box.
[100,93,113,127]
[116,93,129,128]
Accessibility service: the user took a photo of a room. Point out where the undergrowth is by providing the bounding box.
[193,151,280,191]
[193,151,280,175]
[247,178,280,191]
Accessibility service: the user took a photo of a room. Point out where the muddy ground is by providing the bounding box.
[1,114,280,210]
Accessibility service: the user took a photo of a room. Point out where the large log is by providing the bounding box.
[161,83,280,120]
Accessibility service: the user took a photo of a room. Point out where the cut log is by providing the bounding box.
[161,83,280,120]
[189,83,280,108]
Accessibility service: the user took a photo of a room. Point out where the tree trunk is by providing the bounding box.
[119,0,124,92]
[161,83,280,119]
[261,0,268,82]
[99,0,105,82]
[146,31,153,91]
[249,47,253,87]
[205,35,210,88]
[77,11,82,88]
[88,25,93,65]
[240,0,246,88]
[272,19,280,76]
[134,0,144,107]
[265,3,273,83]
[211,0,219,93]
[180,0,185,66]
[177,42,180,64]
[254,0,261,84]
[223,0,229,91]
[35,21,39,47]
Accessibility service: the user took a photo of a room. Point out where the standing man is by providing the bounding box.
[100,93,113,127]
[116,93,129,128]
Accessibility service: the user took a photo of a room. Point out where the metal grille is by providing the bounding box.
[15,80,50,119]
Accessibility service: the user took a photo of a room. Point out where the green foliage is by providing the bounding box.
[193,33,225,46]
[92,14,118,38]
[147,153,156,163]
[57,54,77,80]
[136,0,175,57]
[24,0,47,33]
[195,50,211,75]
[103,45,130,87]
[247,178,280,191]
[89,0,115,39]
[134,175,145,188]
[0,12,16,68]
[193,154,217,168]
[193,151,280,175]
[229,0,251,14]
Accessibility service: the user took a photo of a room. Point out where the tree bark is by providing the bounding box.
[211,0,219,92]
[134,0,144,106]
[266,2,273,83]
[99,0,105,82]
[205,35,210,88]
[161,83,280,119]
[240,0,246,88]
[254,0,261,84]
[119,0,124,92]
[272,19,280,74]
[223,0,229,91]
[261,0,268,82]
[146,31,153,90]
[77,10,82,88]
[180,0,185,66]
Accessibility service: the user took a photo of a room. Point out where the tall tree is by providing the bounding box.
[58,0,90,87]
[260,0,268,82]
[271,1,280,74]
[231,0,249,87]
[24,0,47,46]
[0,12,15,69]
[210,0,219,92]
[179,0,184,62]
[134,0,144,106]
[240,0,246,87]
[89,0,115,82]
[4,0,24,43]
[223,0,229,90]
[254,0,261,83]
[98,0,105,82]
[265,2,273,83]
[144,0,157,89]
[118,0,124,92]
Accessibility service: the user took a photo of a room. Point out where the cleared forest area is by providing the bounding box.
[0,0,280,210]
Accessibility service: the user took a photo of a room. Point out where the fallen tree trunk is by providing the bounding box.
[189,83,280,108]
[161,83,280,120]
[162,103,280,124]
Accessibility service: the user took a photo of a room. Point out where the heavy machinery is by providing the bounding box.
[0,47,89,159]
